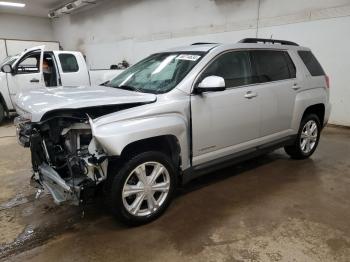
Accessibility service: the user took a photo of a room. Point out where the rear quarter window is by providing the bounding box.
[59,54,79,73]
[251,50,296,83]
[298,51,325,76]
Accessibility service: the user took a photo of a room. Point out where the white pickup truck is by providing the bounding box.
[0,46,122,123]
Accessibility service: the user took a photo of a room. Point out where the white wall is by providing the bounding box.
[52,0,350,65]
[259,17,350,127]
[0,13,54,41]
[51,0,350,126]
[52,0,261,67]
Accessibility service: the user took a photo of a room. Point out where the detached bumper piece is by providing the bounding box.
[32,163,98,206]
[33,163,79,205]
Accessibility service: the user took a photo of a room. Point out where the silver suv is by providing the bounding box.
[15,38,331,225]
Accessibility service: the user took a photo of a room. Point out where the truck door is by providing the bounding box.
[6,46,45,100]
[53,51,90,86]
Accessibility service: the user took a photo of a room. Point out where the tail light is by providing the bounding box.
[325,75,330,88]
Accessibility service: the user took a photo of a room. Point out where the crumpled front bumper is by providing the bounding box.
[15,116,99,206]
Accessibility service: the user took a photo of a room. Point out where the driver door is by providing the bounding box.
[7,46,45,100]
[191,50,261,166]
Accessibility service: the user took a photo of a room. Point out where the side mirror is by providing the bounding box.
[1,64,13,74]
[195,76,225,94]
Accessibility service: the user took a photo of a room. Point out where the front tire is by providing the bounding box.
[107,151,177,226]
[284,114,321,159]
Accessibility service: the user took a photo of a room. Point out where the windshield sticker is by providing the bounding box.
[176,54,201,61]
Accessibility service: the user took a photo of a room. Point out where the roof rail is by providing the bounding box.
[239,38,299,46]
[191,42,218,45]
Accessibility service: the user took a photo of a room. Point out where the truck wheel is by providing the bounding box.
[284,114,321,159]
[0,103,5,124]
[107,151,177,226]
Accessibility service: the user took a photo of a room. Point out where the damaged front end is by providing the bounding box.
[15,114,108,205]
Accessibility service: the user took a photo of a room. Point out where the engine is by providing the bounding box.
[16,115,108,205]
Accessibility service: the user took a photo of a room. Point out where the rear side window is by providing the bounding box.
[298,51,325,76]
[59,54,79,73]
[251,50,295,82]
[201,51,256,87]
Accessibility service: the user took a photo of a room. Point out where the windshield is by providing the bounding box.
[0,55,18,67]
[107,52,205,94]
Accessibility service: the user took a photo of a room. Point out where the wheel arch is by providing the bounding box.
[120,135,182,170]
[292,88,328,131]
[301,103,325,127]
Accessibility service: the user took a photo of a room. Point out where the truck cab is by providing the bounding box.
[0,46,122,123]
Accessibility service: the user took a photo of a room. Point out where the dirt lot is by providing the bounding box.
[0,119,349,262]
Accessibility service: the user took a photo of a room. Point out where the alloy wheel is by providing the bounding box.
[122,162,170,217]
[300,120,318,154]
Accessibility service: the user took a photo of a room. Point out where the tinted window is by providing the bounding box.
[298,51,325,76]
[252,50,294,82]
[201,51,255,87]
[59,54,79,73]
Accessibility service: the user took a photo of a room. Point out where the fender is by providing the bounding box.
[291,87,328,131]
[91,113,190,169]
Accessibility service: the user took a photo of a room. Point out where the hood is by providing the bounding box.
[15,85,157,122]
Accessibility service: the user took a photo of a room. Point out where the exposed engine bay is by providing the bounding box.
[14,98,155,206]
[15,103,126,205]
[16,113,108,205]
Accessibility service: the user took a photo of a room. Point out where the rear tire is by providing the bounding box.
[107,151,177,226]
[284,114,321,159]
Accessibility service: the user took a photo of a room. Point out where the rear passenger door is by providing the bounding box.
[53,51,90,86]
[250,50,298,138]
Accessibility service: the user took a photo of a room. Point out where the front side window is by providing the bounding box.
[251,50,295,82]
[200,51,255,88]
[59,54,79,73]
[108,52,204,94]
[16,51,41,74]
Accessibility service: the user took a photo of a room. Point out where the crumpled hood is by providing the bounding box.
[15,85,157,122]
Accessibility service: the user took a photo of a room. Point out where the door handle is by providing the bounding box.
[292,84,300,90]
[244,91,258,99]
[30,78,40,83]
